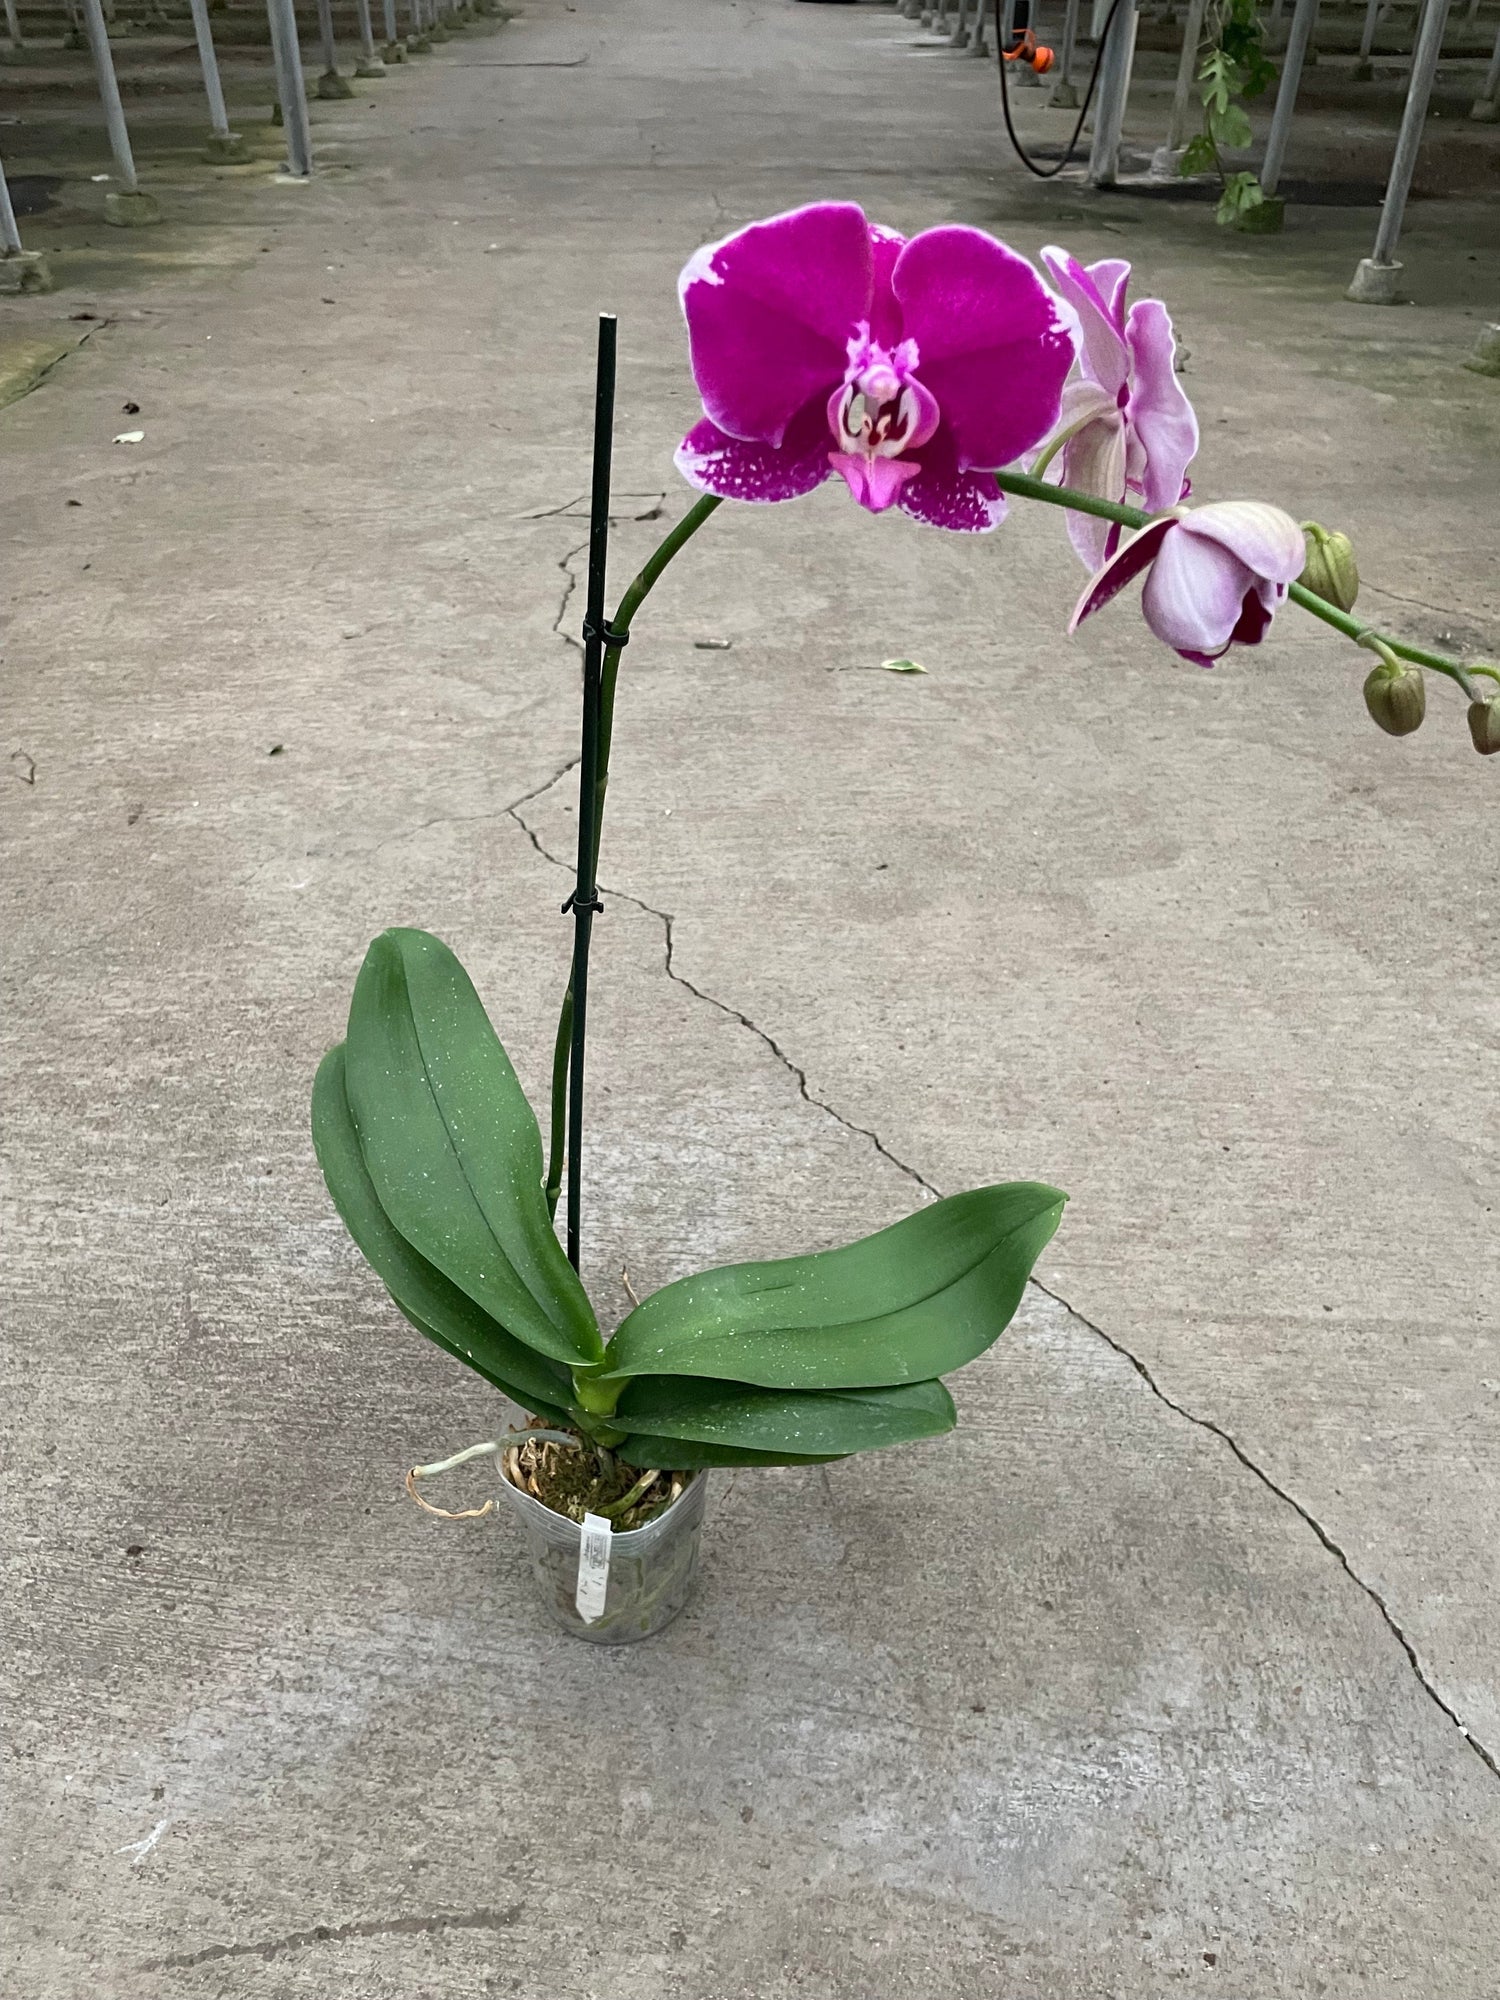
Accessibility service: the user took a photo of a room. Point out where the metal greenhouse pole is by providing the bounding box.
[1471,18,1500,119]
[1048,0,1082,106]
[79,0,160,225]
[187,0,251,161]
[1260,0,1320,197]
[0,148,53,291]
[265,0,314,177]
[314,0,354,95]
[1347,0,1454,301]
[1087,0,1139,185]
[1151,0,1208,175]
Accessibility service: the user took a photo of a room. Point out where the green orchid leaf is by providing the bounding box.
[399,1305,575,1429]
[617,1436,842,1470]
[599,1183,1065,1390]
[615,1375,956,1457]
[341,928,602,1368]
[313,1045,576,1422]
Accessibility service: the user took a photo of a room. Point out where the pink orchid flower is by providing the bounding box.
[1039,247,1199,571]
[675,202,1077,533]
[1069,501,1306,668]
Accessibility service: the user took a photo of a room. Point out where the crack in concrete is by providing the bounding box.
[547,498,669,655]
[298,533,596,870]
[508,805,935,1197]
[522,491,666,522]
[1360,579,1497,634]
[508,751,581,819]
[553,536,588,655]
[137,1903,524,1972]
[1029,1281,1500,1787]
[247,536,594,882]
[361,803,519,858]
[510,792,1500,1790]
[0,315,114,412]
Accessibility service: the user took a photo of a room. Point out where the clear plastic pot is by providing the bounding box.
[494,1467,708,1645]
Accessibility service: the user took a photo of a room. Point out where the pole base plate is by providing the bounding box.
[1346,257,1403,306]
[1462,323,1500,377]
[104,190,162,228]
[0,250,53,294]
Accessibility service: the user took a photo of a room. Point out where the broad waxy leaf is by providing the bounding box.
[1208,101,1253,150]
[312,1045,575,1423]
[599,1183,1065,1390]
[1178,132,1218,179]
[617,1435,841,1471]
[615,1375,956,1456]
[342,928,602,1368]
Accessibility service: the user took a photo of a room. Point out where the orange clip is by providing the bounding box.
[1003,27,1055,71]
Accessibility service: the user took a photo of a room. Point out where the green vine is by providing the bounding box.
[1179,0,1278,226]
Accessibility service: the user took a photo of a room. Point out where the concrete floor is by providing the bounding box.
[5,1,1500,1994]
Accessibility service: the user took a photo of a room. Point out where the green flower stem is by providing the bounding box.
[1027,414,1096,484]
[544,494,724,1218]
[1295,591,1479,699]
[545,985,573,1217]
[992,468,1148,527]
[992,470,1482,694]
[1312,596,1488,700]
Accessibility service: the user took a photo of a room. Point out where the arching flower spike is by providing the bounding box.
[1039,248,1200,571]
[675,202,1078,533]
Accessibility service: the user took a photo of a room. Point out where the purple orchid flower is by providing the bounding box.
[1039,247,1200,571]
[1069,501,1307,668]
[675,202,1078,534]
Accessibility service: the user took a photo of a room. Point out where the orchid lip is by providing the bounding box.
[826,326,941,473]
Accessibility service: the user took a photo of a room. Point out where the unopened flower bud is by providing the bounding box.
[1299,524,1359,612]
[1363,659,1425,736]
[1467,697,1500,756]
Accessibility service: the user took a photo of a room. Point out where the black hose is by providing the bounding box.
[994,0,1126,180]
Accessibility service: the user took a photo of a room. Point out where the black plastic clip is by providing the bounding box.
[582,616,630,651]
[561,889,604,917]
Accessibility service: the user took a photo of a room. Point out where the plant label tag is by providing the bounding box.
[576,1512,612,1623]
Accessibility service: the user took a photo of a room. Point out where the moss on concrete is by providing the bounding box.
[0,333,78,410]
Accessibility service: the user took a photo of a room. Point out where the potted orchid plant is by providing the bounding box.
[313,203,1496,1645]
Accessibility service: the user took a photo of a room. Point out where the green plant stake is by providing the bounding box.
[561,313,618,1277]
